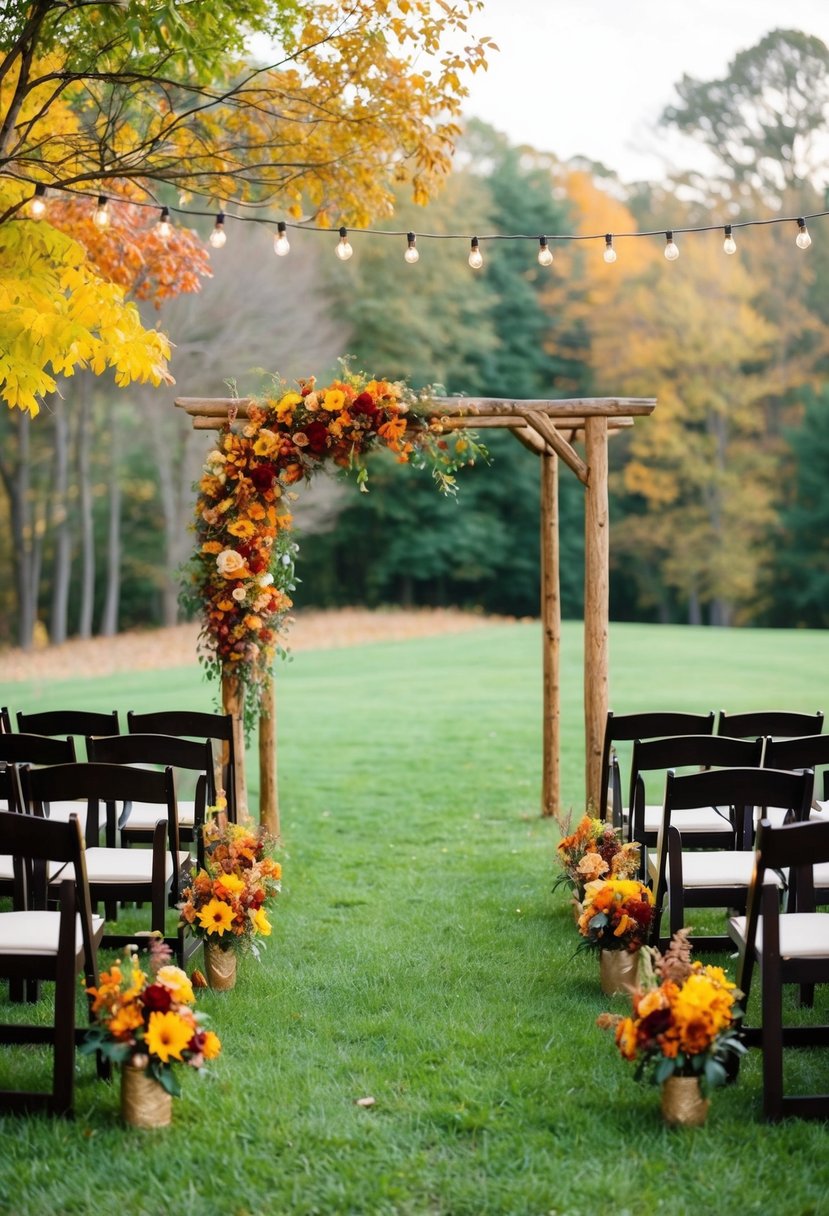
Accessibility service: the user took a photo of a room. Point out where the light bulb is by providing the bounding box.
[156,206,172,241]
[404,232,419,264]
[209,213,226,248]
[537,237,553,267]
[93,195,110,229]
[468,237,483,269]
[274,221,290,256]
[664,231,679,261]
[603,234,616,264]
[335,226,353,261]
[723,225,737,255]
[796,218,812,250]
[28,184,47,219]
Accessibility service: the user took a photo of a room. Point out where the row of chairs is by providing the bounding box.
[0,707,241,1114]
[597,707,829,1120]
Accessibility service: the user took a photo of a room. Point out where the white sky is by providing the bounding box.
[459,0,829,180]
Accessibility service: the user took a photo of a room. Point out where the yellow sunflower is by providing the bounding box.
[251,907,272,936]
[144,1011,193,1064]
[197,898,235,936]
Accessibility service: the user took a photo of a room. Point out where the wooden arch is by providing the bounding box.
[176,394,656,829]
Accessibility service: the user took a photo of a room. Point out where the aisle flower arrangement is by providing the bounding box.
[81,938,221,1097]
[180,365,484,731]
[556,813,640,901]
[610,930,745,1092]
[180,809,282,957]
[576,877,654,953]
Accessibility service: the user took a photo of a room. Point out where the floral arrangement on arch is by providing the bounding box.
[179,807,282,955]
[577,877,654,953]
[81,938,221,1096]
[556,813,640,902]
[602,930,745,1092]
[180,365,483,732]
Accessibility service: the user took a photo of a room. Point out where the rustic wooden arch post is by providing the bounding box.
[177,394,655,828]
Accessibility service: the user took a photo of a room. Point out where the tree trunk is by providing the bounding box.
[9,414,36,649]
[99,410,121,636]
[688,587,702,627]
[50,404,71,645]
[77,384,95,639]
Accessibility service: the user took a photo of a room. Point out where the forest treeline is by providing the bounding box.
[3,28,829,648]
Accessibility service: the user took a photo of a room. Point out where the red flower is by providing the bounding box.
[141,983,173,1012]
[250,464,277,491]
[353,391,377,416]
[302,421,330,455]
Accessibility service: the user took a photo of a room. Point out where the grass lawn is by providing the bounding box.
[1,620,829,1215]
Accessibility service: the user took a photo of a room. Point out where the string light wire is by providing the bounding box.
[17,180,829,260]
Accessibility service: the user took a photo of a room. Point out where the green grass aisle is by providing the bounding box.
[1,622,829,1214]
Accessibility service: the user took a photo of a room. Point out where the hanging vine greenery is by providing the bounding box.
[181,366,484,732]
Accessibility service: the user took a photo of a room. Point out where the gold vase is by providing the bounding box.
[121,1062,172,1129]
[599,948,640,996]
[660,1075,710,1127]
[204,940,237,990]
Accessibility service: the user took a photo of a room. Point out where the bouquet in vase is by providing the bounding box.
[556,814,640,903]
[576,877,654,953]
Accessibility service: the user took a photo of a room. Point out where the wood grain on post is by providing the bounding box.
[583,417,609,815]
[540,450,561,818]
[258,675,279,839]
[221,669,249,817]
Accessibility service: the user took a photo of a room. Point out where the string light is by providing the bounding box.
[335,226,353,261]
[156,205,172,241]
[404,232,419,264]
[18,179,829,266]
[93,195,110,229]
[28,183,47,219]
[208,213,226,248]
[796,217,812,250]
[273,221,290,257]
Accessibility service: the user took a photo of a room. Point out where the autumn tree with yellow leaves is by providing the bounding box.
[0,1,492,414]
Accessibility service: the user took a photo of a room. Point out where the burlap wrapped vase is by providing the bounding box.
[121,1062,172,1129]
[204,940,237,990]
[599,948,640,996]
[660,1075,710,1127]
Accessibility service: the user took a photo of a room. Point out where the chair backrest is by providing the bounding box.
[127,710,236,818]
[88,733,215,804]
[630,733,764,825]
[717,709,824,740]
[663,765,814,824]
[599,710,715,821]
[23,762,178,851]
[0,733,76,767]
[0,806,95,933]
[16,710,120,760]
[0,706,10,732]
[762,734,829,774]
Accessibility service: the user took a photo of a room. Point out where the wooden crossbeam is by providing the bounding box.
[519,412,589,484]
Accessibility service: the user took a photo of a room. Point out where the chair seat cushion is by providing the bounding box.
[643,804,733,834]
[121,801,195,831]
[0,910,104,955]
[57,848,182,885]
[0,856,76,881]
[730,912,829,959]
[812,800,829,823]
[649,850,785,888]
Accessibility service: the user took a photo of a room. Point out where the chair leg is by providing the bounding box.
[762,958,784,1122]
[52,899,77,1116]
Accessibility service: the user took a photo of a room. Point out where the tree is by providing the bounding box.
[1,2,491,415]
[663,29,829,203]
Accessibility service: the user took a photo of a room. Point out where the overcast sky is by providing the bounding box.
[458,0,829,180]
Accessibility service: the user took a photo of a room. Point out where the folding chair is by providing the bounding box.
[23,762,194,965]
[88,733,214,866]
[599,710,715,826]
[629,734,764,873]
[0,809,104,1116]
[16,710,120,758]
[649,766,813,951]
[127,710,238,821]
[729,817,829,1120]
